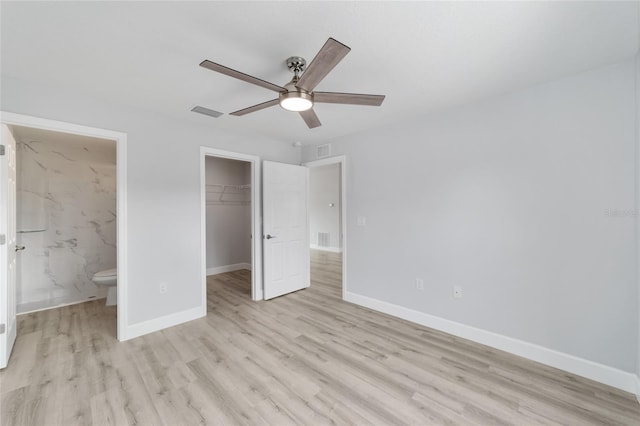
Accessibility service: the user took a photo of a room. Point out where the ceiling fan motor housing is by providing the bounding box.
[280,57,314,111]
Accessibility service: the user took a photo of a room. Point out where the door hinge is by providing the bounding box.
[0,145,5,156]
[0,234,5,245]
[0,324,5,335]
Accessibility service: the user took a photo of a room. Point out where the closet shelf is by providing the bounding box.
[206,183,251,205]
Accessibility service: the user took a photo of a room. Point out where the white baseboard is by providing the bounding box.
[17,295,107,315]
[206,263,252,275]
[345,291,638,394]
[122,306,203,341]
[310,244,342,253]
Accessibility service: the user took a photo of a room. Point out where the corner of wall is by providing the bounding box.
[294,142,304,165]
[121,306,204,341]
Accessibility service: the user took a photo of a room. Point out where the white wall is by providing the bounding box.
[309,164,341,251]
[15,132,116,312]
[2,76,299,332]
[302,60,637,374]
[205,156,251,271]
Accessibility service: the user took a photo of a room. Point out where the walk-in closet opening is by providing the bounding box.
[202,151,260,307]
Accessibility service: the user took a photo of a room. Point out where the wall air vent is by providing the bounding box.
[318,232,330,247]
[316,144,331,158]
[191,106,223,118]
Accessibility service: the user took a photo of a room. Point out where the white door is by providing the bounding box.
[263,161,309,300]
[0,124,17,369]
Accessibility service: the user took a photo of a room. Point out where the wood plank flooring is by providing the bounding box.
[2,249,640,425]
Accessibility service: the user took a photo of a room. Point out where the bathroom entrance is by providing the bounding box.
[200,148,261,308]
[0,112,127,368]
[10,126,118,314]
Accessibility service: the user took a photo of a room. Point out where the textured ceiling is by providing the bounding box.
[1,1,638,145]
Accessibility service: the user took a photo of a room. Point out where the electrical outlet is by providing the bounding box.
[453,286,463,299]
[159,282,168,294]
[415,278,424,291]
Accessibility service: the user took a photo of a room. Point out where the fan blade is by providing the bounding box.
[230,99,279,116]
[296,38,351,92]
[299,108,321,129]
[314,92,385,106]
[200,60,285,92]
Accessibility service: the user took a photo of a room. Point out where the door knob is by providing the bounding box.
[265,234,277,240]
[15,245,25,252]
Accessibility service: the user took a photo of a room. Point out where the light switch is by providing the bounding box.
[357,216,367,226]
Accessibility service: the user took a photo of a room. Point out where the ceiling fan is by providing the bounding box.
[199,37,385,129]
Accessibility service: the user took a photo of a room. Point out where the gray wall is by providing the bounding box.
[2,76,300,326]
[309,164,341,250]
[205,156,251,270]
[302,60,637,372]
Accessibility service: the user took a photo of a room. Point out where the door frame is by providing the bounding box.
[200,147,262,309]
[303,155,347,300]
[0,111,128,341]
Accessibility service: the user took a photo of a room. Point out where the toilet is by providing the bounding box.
[92,268,117,306]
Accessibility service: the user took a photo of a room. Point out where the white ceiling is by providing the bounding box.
[1,1,638,145]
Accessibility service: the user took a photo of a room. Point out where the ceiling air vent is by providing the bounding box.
[316,144,331,158]
[191,105,223,118]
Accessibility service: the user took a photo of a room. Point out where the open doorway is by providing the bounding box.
[305,156,346,300]
[1,112,127,368]
[200,148,262,315]
[11,126,118,314]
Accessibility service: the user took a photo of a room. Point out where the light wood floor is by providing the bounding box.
[2,250,640,425]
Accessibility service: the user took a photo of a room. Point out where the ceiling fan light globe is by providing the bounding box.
[280,98,313,111]
[279,91,313,112]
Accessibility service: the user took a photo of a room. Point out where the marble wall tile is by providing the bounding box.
[16,136,116,313]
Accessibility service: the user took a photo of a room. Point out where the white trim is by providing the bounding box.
[17,296,107,315]
[310,244,342,253]
[303,155,347,301]
[0,112,128,342]
[636,375,640,403]
[124,306,202,341]
[206,263,251,276]
[200,147,262,309]
[345,291,638,394]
